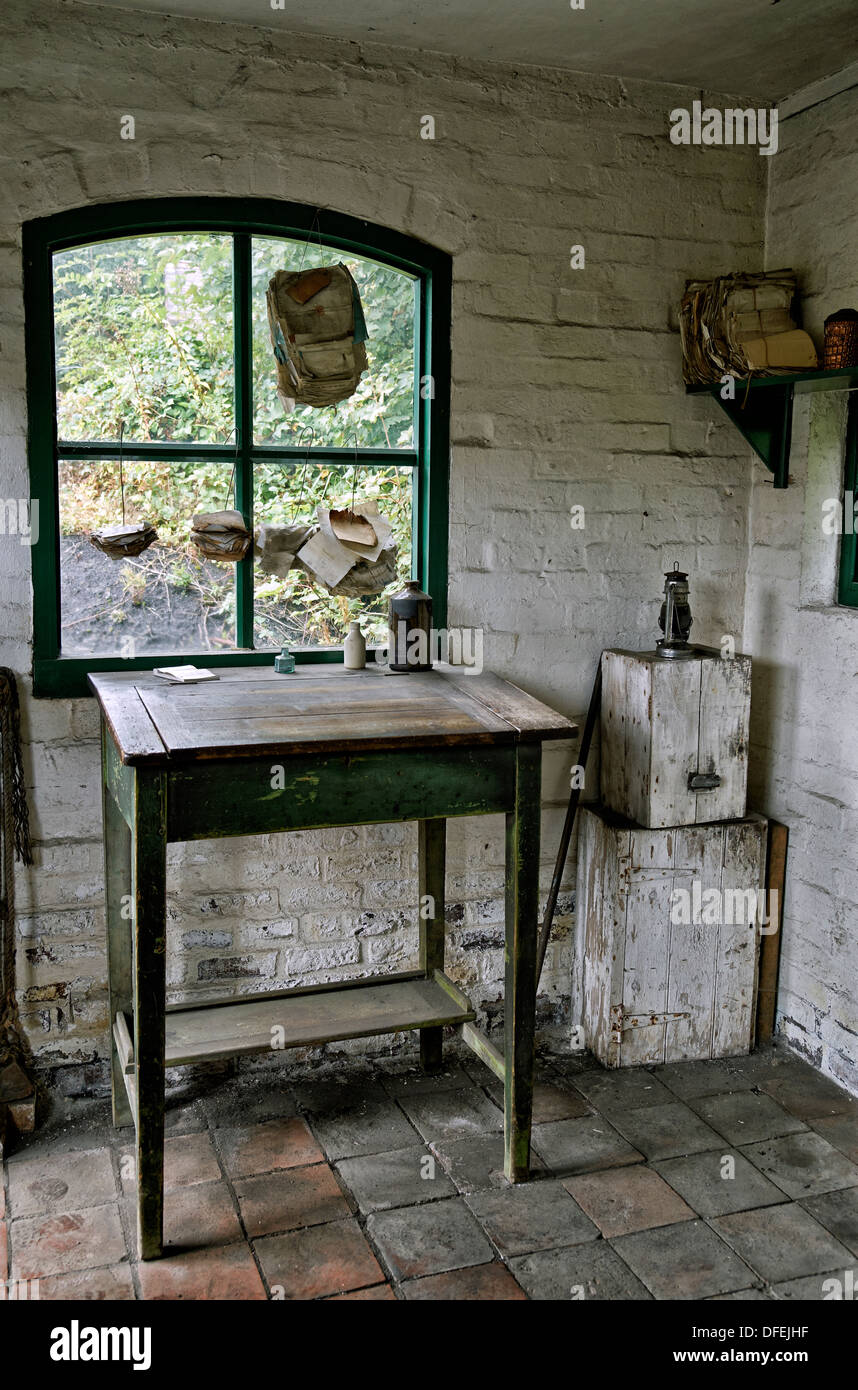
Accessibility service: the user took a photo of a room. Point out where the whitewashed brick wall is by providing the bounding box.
[744,84,858,1095]
[0,0,766,1077]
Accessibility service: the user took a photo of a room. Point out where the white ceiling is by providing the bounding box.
[87,0,858,98]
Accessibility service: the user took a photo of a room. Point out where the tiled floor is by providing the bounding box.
[2,1041,857,1300]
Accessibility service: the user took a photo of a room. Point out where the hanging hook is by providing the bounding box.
[291,424,315,519]
[297,209,323,274]
[346,430,359,513]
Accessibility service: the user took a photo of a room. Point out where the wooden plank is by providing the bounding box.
[132,767,167,1261]
[504,743,541,1182]
[102,724,134,1129]
[665,824,723,1063]
[435,666,577,741]
[578,806,629,1067]
[88,673,167,765]
[418,820,446,1071]
[165,968,426,1014]
[620,825,677,1065]
[167,746,517,841]
[757,821,787,1045]
[696,655,751,822]
[164,976,475,1065]
[113,1011,134,1075]
[599,651,628,822]
[650,658,701,828]
[459,1021,506,1081]
[713,818,766,1057]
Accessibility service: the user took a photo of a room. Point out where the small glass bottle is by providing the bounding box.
[343,621,366,670]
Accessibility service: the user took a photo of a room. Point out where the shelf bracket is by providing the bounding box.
[708,381,794,489]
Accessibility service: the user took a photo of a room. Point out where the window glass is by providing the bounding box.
[252,461,413,649]
[251,236,416,449]
[53,234,234,443]
[59,458,235,655]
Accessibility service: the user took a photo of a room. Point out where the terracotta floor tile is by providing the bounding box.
[367,1198,494,1281]
[466,1179,599,1256]
[119,1131,222,1194]
[236,1163,350,1239]
[402,1263,528,1299]
[564,1166,695,1238]
[7,1147,117,1218]
[216,1117,325,1178]
[510,1240,651,1300]
[34,1264,136,1300]
[712,1204,854,1284]
[137,1241,267,1300]
[611,1219,754,1299]
[255,1218,384,1299]
[0,1220,7,1283]
[160,1180,243,1250]
[10,1204,126,1281]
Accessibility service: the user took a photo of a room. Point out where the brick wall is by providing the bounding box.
[0,0,766,1074]
[743,84,858,1094]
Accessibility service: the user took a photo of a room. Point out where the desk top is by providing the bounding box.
[90,664,577,766]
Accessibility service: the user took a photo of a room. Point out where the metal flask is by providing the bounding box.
[656,563,694,658]
[388,579,433,672]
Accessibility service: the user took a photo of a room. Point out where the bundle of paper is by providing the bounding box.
[254,522,315,578]
[292,499,397,597]
[89,522,158,558]
[190,509,252,562]
[679,268,818,385]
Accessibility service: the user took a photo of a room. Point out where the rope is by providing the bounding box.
[0,668,33,1077]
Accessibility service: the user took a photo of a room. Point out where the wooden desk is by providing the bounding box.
[90,664,576,1260]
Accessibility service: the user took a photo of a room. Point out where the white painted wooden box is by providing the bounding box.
[577,803,767,1067]
[600,647,751,828]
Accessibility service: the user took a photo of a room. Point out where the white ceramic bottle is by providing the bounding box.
[344,621,366,670]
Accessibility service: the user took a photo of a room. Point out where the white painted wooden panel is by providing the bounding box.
[599,648,751,828]
[578,806,767,1067]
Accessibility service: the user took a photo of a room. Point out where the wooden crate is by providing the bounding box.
[577,803,767,1067]
[601,647,751,828]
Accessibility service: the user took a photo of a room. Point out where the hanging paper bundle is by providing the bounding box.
[190,509,252,562]
[89,427,158,559]
[189,451,251,562]
[266,259,369,413]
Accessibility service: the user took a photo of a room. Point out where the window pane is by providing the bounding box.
[252,461,413,649]
[59,458,236,655]
[252,236,415,449]
[53,234,234,443]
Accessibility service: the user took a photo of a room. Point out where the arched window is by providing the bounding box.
[24,198,451,695]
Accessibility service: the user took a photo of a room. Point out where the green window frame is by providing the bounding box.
[838,393,858,607]
[24,197,451,697]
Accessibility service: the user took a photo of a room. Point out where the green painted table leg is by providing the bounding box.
[418,818,446,1071]
[131,768,168,1260]
[102,725,133,1129]
[503,744,540,1183]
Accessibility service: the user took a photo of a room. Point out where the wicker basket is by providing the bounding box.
[823,309,858,370]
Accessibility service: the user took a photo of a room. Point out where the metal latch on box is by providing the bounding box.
[610,1005,691,1043]
[688,771,722,791]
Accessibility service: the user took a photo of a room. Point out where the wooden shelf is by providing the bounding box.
[161,971,476,1067]
[686,367,858,489]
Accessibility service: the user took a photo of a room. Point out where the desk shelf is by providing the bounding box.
[153,971,476,1067]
